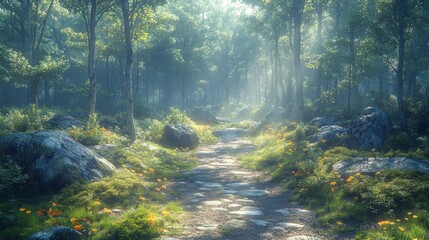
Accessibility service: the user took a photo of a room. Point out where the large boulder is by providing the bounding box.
[309,117,338,128]
[46,114,83,130]
[27,226,82,240]
[312,125,348,147]
[265,107,287,123]
[189,108,219,124]
[333,157,429,175]
[0,131,116,190]
[164,124,199,149]
[349,107,392,149]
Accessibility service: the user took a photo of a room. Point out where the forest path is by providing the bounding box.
[164,129,329,240]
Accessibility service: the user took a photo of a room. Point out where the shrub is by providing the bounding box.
[166,107,190,125]
[0,161,29,194]
[0,105,43,134]
[106,205,163,240]
[68,114,104,146]
[143,119,165,142]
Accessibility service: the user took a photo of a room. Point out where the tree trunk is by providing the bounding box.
[315,2,323,101]
[120,0,136,142]
[88,0,97,117]
[293,0,305,122]
[396,0,407,130]
[44,79,50,106]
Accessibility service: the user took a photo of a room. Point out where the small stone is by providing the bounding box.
[221,190,238,194]
[198,187,211,191]
[212,207,228,212]
[237,190,269,197]
[222,198,233,203]
[228,203,242,208]
[250,219,269,227]
[275,209,291,215]
[230,206,262,216]
[202,200,223,206]
[202,183,223,190]
[223,194,236,198]
[237,199,254,204]
[270,226,286,233]
[225,219,246,228]
[196,224,218,231]
[189,198,202,203]
[191,193,205,198]
[260,232,274,239]
[112,209,122,214]
[277,222,304,228]
[230,171,252,175]
[225,182,250,189]
[286,236,321,240]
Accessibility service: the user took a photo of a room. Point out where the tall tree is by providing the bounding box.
[293,0,305,121]
[63,0,113,116]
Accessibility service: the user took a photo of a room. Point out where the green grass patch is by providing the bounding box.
[241,122,429,238]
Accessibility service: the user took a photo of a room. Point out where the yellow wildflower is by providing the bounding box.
[94,201,101,206]
[149,168,155,173]
[405,218,409,221]
[375,171,381,175]
[70,218,78,222]
[157,178,162,182]
[377,220,395,226]
[52,202,57,207]
[139,196,146,201]
[412,215,418,219]
[102,208,112,214]
[336,221,343,225]
[398,226,405,231]
[147,213,157,225]
[346,176,354,184]
[162,210,171,217]
[407,212,413,215]
[19,208,26,212]
[330,181,337,186]
[26,210,31,214]
[92,228,98,233]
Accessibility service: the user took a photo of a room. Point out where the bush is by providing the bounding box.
[143,119,165,142]
[0,105,43,134]
[0,161,29,194]
[68,114,104,146]
[106,205,163,240]
[166,107,190,125]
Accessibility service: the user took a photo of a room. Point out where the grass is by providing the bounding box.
[240,122,429,238]
[0,108,205,240]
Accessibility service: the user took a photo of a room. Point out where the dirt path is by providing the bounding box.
[164,129,330,240]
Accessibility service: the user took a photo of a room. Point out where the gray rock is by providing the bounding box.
[0,131,116,190]
[250,219,269,227]
[202,200,223,206]
[275,209,291,215]
[237,189,269,197]
[164,124,199,149]
[312,125,348,146]
[333,157,429,174]
[349,107,392,149]
[46,114,82,130]
[286,236,321,240]
[225,219,246,228]
[277,222,304,228]
[189,108,219,124]
[27,226,82,240]
[230,206,262,216]
[309,117,338,127]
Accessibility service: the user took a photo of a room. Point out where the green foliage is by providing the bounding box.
[166,107,191,125]
[59,170,143,206]
[383,132,415,150]
[0,105,44,134]
[68,114,105,146]
[106,205,163,240]
[0,161,29,194]
[142,119,165,142]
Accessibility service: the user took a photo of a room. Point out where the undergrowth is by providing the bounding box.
[242,122,429,239]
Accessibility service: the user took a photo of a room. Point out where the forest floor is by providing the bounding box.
[163,128,331,240]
